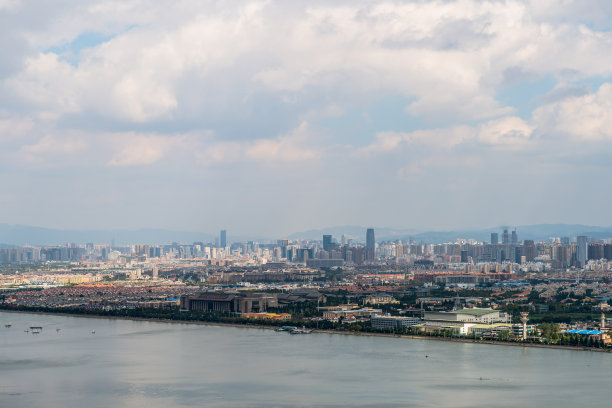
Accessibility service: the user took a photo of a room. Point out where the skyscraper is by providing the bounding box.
[577,236,588,268]
[502,229,509,244]
[220,230,227,248]
[511,229,518,244]
[323,235,333,252]
[490,233,498,245]
[366,228,375,261]
[524,240,536,262]
[366,228,375,249]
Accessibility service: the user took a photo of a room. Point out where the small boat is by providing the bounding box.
[275,326,297,332]
[91,330,96,334]
[56,328,61,333]
[30,326,42,334]
[5,322,11,328]
[289,327,313,335]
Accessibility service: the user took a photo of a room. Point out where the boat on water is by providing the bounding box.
[5,322,11,328]
[30,326,42,334]
[289,327,313,335]
[275,326,298,332]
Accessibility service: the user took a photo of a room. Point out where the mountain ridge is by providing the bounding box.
[2,223,612,246]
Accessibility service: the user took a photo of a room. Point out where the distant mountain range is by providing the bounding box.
[0,224,215,246]
[2,223,612,246]
[287,226,421,241]
[288,224,612,244]
[400,224,612,244]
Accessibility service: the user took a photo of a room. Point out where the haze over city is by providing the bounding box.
[2,1,612,237]
[4,2,612,408]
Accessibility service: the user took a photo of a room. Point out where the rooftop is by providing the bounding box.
[565,329,605,335]
[439,308,497,316]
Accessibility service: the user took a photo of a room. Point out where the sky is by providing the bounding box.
[1,0,612,238]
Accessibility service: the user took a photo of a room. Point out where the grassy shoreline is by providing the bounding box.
[2,308,610,353]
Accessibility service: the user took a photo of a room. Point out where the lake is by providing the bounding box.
[0,311,609,407]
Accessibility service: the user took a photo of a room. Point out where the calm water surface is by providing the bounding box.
[0,311,609,408]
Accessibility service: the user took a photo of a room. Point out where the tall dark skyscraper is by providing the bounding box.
[220,230,227,248]
[366,228,375,249]
[323,234,332,252]
[491,233,498,245]
[511,229,518,244]
[366,228,375,261]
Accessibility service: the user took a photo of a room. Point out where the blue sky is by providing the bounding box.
[1,0,612,237]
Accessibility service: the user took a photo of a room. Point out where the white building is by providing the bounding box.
[423,308,510,324]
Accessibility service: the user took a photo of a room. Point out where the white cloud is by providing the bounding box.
[0,0,19,11]
[107,133,187,166]
[19,134,87,165]
[533,82,612,141]
[476,116,534,148]
[6,0,612,125]
[0,117,34,141]
[359,116,533,155]
[197,122,321,165]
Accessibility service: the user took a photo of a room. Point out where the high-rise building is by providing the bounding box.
[366,228,375,249]
[511,230,518,244]
[323,235,333,252]
[588,243,604,261]
[577,236,588,268]
[491,233,498,245]
[514,246,523,263]
[220,230,227,248]
[366,228,375,261]
[604,244,612,260]
[502,229,509,244]
[523,240,536,262]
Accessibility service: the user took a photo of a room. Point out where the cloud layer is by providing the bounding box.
[1,0,612,236]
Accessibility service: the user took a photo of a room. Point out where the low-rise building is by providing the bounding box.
[469,323,513,336]
[423,308,510,324]
[364,293,399,305]
[180,291,278,313]
[323,308,382,320]
[241,312,292,321]
[371,315,421,329]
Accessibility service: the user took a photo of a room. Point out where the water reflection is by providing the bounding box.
[1,312,609,408]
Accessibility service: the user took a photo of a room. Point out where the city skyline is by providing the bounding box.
[1,1,612,236]
[3,2,612,406]
[5,221,612,246]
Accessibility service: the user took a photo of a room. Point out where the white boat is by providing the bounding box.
[4,322,11,328]
[289,327,313,335]
[275,326,298,332]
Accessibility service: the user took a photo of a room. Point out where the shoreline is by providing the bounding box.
[1,309,610,353]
